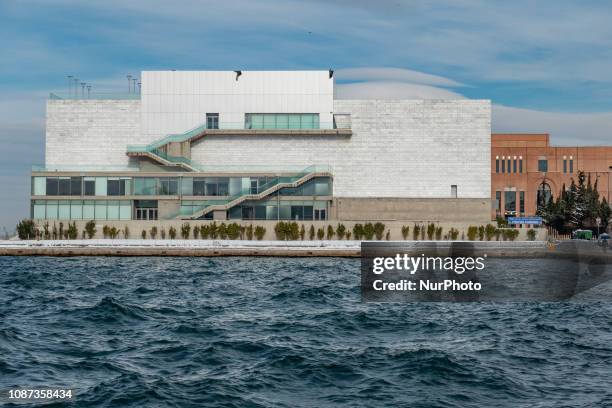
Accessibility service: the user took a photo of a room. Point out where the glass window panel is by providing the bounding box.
[266,205,278,220]
[33,177,46,195]
[301,180,315,196]
[504,191,516,213]
[95,177,107,196]
[251,114,264,129]
[300,114,314,129]
[193,178,206,196]
[107,179,120,196]
[569,160,573,173]
[70,177,82,196]
[46,200,58,220]
[95,201,107,220]
[279,205,291,220]
[123,178,131,195]
[120,202,131,220]
[168,178,178,195]
[520,191,525,214]
[315,180,329,195]
[206,180,218,196]
[182,177,193,196]
[70,201,83,219]
[519,159,523,173]
[263,114,276,129]
[218,178,229,195]
[255,206,266,220]
[288,114,301,129]
[229,206,242,219]
[276,114,289,128]
[58,178,70,195]
[84,179,95,196]
[495,159,499,173]
[83,201,95,219]
[291,206,303,220]
[303,205,313,220]
[46,178,58,195]
[314,201,327,209]
[538,160,548,172]
[107,201,120,220]
[33,202,46,219]
[229,178,242,195]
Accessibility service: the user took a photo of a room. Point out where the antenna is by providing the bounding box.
[127,74,132,93]
[137,82,142,94]
[67,75,73,96]
[81,82,86,97]
[87,85,91,98]
[132,78,137,94]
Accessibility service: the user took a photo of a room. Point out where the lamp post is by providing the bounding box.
[127,75,132,93]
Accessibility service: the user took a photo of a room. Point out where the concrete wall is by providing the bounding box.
[192,99,491,198]
[140,70,334,141]
[46,100,141,166]
[332,197,490,224]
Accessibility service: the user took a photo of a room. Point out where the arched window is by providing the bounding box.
[537,182,552,208]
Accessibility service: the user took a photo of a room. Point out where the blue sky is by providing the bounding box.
[1,0,612,231]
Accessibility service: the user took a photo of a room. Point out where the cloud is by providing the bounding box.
[493,105,612,146]
[336,67,464,87]
[335,81,465,99]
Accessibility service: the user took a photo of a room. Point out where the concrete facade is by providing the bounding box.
[192,99,491,198]
[46,100,141,167]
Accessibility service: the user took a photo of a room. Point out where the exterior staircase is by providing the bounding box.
[182,165,332,219]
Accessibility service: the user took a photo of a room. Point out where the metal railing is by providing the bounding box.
[49,92,140,100]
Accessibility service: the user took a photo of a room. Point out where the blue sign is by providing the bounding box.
[508,217,543,225]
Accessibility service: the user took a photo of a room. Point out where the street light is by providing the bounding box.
[127,75,132,93]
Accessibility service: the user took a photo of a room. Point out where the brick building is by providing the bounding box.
[491,133,612,219]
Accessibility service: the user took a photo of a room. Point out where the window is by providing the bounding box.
[569,157,573,173]
[244,113,320,129]
[538,159,548,172]
[501,158,505,173]
[507,159,511,173]
[563,159,567,173]
[495,191,502,216]
[84,178,95,196]
[520,191,525,214]
[451,185,457,198]
[495,157,499,173]
[107,179,126,196]
[159,178,178,195]
[46,178,58,195]
[513,158,517,173]
[45,177,82,196]
[519,158,523,173]
[206,113,219,129]
[504,191,516,214]
[537,182,552,208]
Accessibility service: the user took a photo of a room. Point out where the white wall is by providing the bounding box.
[191,99,491,198]
[45,100,141,167]
[140,70,334,140]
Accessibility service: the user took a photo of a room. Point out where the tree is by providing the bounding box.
[16,220,36,240]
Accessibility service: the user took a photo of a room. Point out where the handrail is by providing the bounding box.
[183,165,330,219]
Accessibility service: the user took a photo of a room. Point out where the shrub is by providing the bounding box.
[52,223,58,240]
[160,228,166,239]
[494,228,501,241]
[326,225,335,240]
[427,223,435,240]
[508,229,520,241]
[300,225,306,240]
[102,225,110,239]
[420,226,425,240]
[501,229,508,241]
[254,226,266,240]
[141,229,147,239]
[150,226,158,239]
[274,222,286,240]
[59,222,64,239]
[181,223,191,239]
[485,224,496,241]
[374,222,385,240]
[353,224,364,240]
[345,231,352,240]
[123,226,130,239]
[81,230,86,239]
[169,226,177,239]
[109,227,119,239]
[496,216,508,228]
[385,231,390,240]
[448,228,459,240]
[317,227,325,240]
[478,225,485,241]
[43,222,50,240]
[527,229,537,241]
[226,223,241,240]
[245,225,254,240]
[16,220,36,240]
[200,225,209,239]
[336,224,346,240]
[413,224,420,240]
[209,222,218,239]
[401,225,410,240]
[289,222,299,240]
[85,220,96,239]
[67,222,78,240]
[193,226,200,239]
[363,223,375,240]
[467,226,478,241]
[218,223,227,239]
[275,222,300,240]
[435,226,443,240]
[309,225,315,240]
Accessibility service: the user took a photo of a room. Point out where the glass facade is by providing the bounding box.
[244,113,319,129]
[228,199,328,221]
[32,200,131,220]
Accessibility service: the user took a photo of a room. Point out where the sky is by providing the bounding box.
[1,0,612,232]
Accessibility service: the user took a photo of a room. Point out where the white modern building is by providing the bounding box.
[33,70,491,223]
